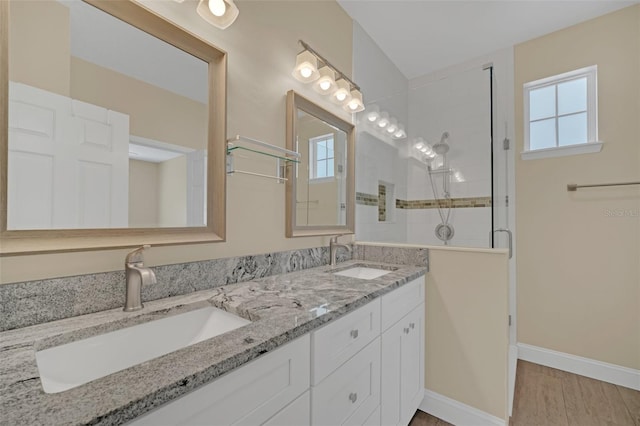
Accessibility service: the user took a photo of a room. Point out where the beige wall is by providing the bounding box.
[8,0,70,96]
[71,58,206,151]
[158,156,187,227]
[129,160,160,227]
[0,1,353,283]
[426,247,509,420]
[515,5,640,370]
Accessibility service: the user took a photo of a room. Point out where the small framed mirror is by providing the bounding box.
[0,0,227,255]
[285,90,355,237]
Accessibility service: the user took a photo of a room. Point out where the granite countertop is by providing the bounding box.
[0,260,426,426]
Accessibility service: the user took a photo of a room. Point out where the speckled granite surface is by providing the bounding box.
[0,246,352,332]
[0,260,426,426]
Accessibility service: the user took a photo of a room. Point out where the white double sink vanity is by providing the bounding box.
[129,277,425,426]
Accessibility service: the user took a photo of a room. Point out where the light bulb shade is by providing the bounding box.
[393,125,407,139]
[386,118,398,133]
[366,104,380,123]
[332,79,352,104]
[377,111,390,128]
[313,66,336,94]
[344,89,365,113]
[292,50,320,83]
[196,0,239,29]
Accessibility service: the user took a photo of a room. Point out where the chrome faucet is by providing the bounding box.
[329,235,352,267]
[124,245,156,312]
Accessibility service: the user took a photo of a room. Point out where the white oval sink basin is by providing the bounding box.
[35,306,250,394]
[333,266,392,280]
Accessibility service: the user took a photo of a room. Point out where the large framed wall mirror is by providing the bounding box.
[285,90,355,237]
[0,0,227,254]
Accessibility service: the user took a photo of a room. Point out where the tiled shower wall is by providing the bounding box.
[406,65,493,247]
[354,43,514,247]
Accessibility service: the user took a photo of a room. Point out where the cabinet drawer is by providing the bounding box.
[381,278,424,331]
[130,335,310,426]
[312,300,381,385]
[312,338,381,426]
[263,390,310,426]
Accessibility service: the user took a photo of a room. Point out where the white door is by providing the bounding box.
[8,82,129,229]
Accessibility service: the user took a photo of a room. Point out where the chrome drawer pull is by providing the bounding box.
[349,392,358,403]
[410,322,415,329]
[350,329,359,339]
[404,327,410,334]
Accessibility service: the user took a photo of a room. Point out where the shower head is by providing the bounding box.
[432,132,450,155]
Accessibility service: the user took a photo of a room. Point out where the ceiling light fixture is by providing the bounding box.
[196,0,239,29]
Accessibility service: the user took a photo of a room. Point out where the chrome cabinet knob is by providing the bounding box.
[350,329,359,339]
[410,322,415,329]
[349,392,358,403]
[404,327,410,334]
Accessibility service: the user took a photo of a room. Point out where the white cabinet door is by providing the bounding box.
[400,303,424,426]
[129,335,310,426]
[381,303,425,426]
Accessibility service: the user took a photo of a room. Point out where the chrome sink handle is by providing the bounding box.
[124,245,156,312]
[329,234,352,267]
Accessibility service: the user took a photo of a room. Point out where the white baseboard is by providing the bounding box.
[517,343,640,391]
[419,389,506,426]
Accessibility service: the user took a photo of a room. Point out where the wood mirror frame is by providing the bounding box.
[285,90,355,237]
[0,0,227,255]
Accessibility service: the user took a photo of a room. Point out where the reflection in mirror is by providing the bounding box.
[286,91,355,237]
[7,0,207,230]
[295,110,347,227]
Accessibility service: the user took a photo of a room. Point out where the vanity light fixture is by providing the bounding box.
[293,40,364,113]
[365,105,380,123]
[344,89,365,113]
[332,79,352,104]
[393,125,407,139]
[292,51,320,83]
[386,118,398,134]
[196,0,239,29]
[377,112,390,128]
[313,66,337,94]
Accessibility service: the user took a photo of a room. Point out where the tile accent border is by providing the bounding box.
[0,246,353,332]
[396,196,492,209]
[357,194,492,210]
[356,192,378,206]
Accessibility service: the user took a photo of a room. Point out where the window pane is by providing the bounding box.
[316,160,326,178]
[558,77,587,115]
[530,118,556,149]
[327,159,334,177]
[558,112,587,146]
[316,143,326,160]
[529,85,556,121]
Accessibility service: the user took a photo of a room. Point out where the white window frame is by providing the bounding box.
[522,65,602,160]
[309,133,335,183]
